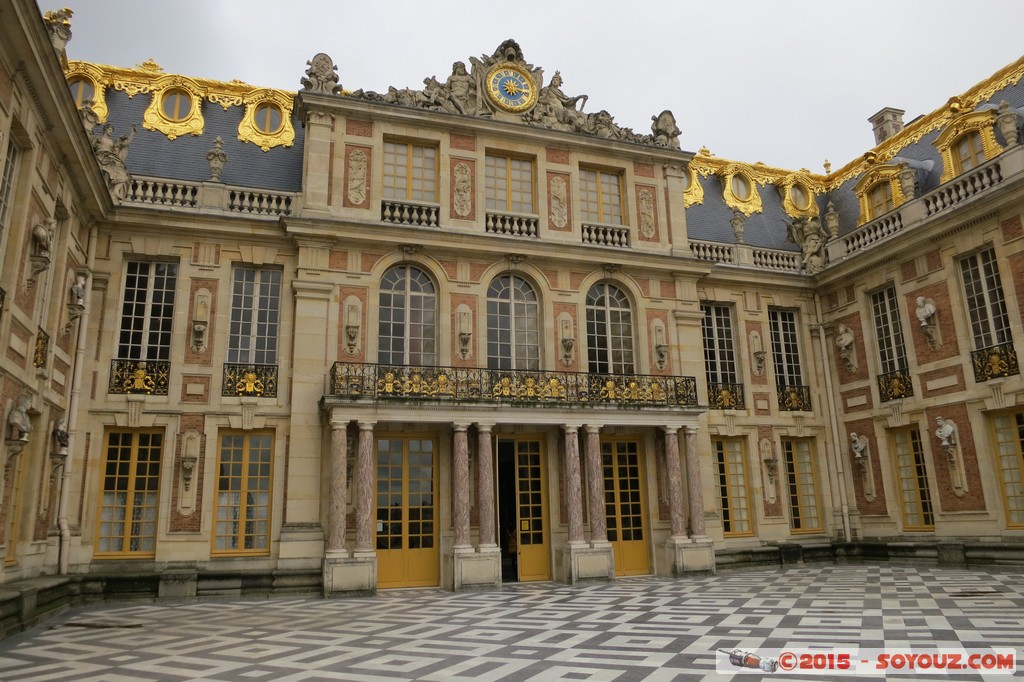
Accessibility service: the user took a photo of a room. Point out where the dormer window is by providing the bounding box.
[934,109,1002,183]
[731,174,751,201]
[253,103,283,135]
[953,131,985,175]
[867,181,894,220]
[161,89,193,122]
[69,77,94,107]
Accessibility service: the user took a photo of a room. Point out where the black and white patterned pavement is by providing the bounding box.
[1,565,1022,681]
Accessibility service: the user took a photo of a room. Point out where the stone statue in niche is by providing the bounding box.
[207,136,227,182]
[651,110,681,149]
[71,274,87,305]
[301,53,342,95]
[915,296,936,327]
[7,394,32,442]
[53,418,69,450]
[850,432,868,462]
[92,122,136,201]
[935,416,957,447]
[32,218,56,260]
[835,323,856,372]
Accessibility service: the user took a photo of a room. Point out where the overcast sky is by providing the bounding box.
[60,1,1024,172]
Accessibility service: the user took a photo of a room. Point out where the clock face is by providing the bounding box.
[485,62,537,113]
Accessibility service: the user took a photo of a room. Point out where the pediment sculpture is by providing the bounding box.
[346,39,680,150]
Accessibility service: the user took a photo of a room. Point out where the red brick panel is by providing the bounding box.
[844,419,888,516]
[924,404,986,512]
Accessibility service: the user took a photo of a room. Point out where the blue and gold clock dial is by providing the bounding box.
[485,62,537,113]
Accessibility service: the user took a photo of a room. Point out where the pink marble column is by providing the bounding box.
[452,424,471,549]
[563,425,585,544]
[327,424,349,552]
[584,425,606,544]
[354,421,376,553]
[663,426,688,539]
[685,426,707,538]
[476,424,496,548]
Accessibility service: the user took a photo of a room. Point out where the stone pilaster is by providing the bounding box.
[452,424,471,551]
[354,421,375,555]
[583,425,607,545]
[685,426,707,539]
[476,424,496,549]
[664,426,687,539]
[326,423,349,555]
[563,425,585,545]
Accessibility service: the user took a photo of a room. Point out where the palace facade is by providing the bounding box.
[2,0,1024,630]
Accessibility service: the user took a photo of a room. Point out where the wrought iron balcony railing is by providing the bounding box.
[328,362,697,407]
[777,384,812,412]
[971,341,1020,383]
[109,359,171,395]
[707,381,745,410]
[877,367,913,402]
[222,363,279,398]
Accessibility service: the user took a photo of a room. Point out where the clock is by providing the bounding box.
[484,62,537,113]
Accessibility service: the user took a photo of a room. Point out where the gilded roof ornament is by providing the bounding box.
[138,59,163,72]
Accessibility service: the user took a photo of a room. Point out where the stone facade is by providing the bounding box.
[1,0,1024,610]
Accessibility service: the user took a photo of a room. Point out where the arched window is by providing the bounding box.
[953,131,985,175]
[378,265,436,366]
[487,274,539,370]
[586,282,634,374]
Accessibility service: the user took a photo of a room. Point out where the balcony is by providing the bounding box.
[971,341,1020,383]
[222,363,279,398]
[328,362,697,408]
[707,381,745,410]
[109,359,171,395]
[380,199,439,227]
[581,222,630,248]
[485,212,538,238]
[777,384,812,412]
[877,368,913,402]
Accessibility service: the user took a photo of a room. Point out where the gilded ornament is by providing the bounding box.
[142,75,205,140]
[237,89,295,151]
[484,62,538,113]
[65,62,108,122]
[933,110,1002,183]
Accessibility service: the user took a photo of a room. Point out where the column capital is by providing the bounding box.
[452,423,470,432]
[330,419,350,431]
[662,424,685,434]
[474,422,495,433]
[562,423,583,433]
[358,420,376,431]
[583,424,602,435]
[684,425,700,436]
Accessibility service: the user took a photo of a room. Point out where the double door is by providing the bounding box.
[497,438,551,582]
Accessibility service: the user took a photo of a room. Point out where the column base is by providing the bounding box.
[453,549,501,591]
[669,537,715,577]
[322,554,376,597]
[561,542,614,584]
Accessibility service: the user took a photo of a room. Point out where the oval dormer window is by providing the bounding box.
[68,77,94,107]
[254,102,284,134]
[161,89,192,122]
[790,183,810,211]
[731,173,751,201]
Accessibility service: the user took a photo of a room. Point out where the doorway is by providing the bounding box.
[496,438,550,582]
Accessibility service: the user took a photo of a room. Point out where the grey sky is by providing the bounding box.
[61,1,1024,171]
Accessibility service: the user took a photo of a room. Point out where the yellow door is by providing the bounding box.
[514,440,550,581]
[375,437,439,588]
[602,439,650,576]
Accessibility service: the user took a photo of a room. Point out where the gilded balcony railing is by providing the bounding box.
[222,363,279,397]
[109,359,171,395]
[877,368,913,402]
[707,381,745,410]
[971,341,1020,383]
[777,384,812,412]
[328,362,698,407]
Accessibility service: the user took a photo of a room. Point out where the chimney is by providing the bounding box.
[868,107,906,145]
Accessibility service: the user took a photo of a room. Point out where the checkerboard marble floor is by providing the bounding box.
[1,565,1022,681]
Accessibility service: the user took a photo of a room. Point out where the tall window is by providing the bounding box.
[0,141,20,232]
[214,431,273,554]
[769,309,802,387]
[485,154,534,214]
[782,439,822,533]
[96,431,161,556]
[871,287,907,375]
[991,411,1024,528]
[118,261,177,361]
[960,248,1011,350]
[68,78,95,107]
[579,168,624,225]
[715,438,753,536]
[228,266,281,365]
[867,181,893,220]
[586,282,634,374]
[953,131,985,175]
[383,141,437,203]
[378,265,436,366]
[702,304,738,385]
[487,274,539,370]
[892,428,934,531]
